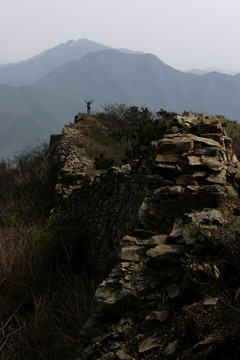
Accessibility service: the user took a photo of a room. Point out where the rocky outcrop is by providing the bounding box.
[51,113,240,359]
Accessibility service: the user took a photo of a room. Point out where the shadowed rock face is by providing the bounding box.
[51,113,240,359]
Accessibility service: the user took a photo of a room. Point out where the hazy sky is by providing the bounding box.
[1,0,239,72]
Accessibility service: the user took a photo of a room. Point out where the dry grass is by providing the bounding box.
[0,277,95,360]
[0,139,99,359]
[0,226,36,282]
[72,125,129,166]
[0,224,96,360]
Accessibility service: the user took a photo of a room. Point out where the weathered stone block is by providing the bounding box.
[91,283,140,318]
[188,156,202,166]
[201,155,225,171]
[148,234,168,246]
[154,163,182,176]
[156,154,181,163]
[183,209,224,225]
[158,136,194,154]
[192,135,221,147]
[207,169,226,185]
[119,246,146,262]
[169,218,184,238]
[146,244,184,262]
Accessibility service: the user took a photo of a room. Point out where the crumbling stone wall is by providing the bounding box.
[50,116,156,272]
[50,113,240,359]
[50,118,95,199]
[63,156,154,272]
[138,114,239,229]
[70,114,240,360]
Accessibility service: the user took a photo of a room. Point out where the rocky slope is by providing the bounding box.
[50,113,240,359]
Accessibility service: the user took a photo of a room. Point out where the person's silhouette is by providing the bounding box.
[85,100,93,114]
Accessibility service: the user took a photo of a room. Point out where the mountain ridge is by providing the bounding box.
[0,39,240,159]
[0,39,110,86]
[187,66,240,76]
[37,48,240,117]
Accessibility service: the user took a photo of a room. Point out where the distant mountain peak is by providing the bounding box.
[187,66,239,76]
[0,39,110,86]
[66,39,77,47]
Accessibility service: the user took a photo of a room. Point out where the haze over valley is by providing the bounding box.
[0,39,239,158]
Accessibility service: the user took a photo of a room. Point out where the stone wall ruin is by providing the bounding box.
[50,113,240,359]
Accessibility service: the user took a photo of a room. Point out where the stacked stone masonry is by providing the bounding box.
[50,115,156,272]
[51,113,240,359]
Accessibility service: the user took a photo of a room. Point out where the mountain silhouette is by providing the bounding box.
[0,40,239,158]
